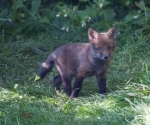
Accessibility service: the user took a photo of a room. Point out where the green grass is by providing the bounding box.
[0,29,150,125]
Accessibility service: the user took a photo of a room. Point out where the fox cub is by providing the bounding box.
[37,27,116,98]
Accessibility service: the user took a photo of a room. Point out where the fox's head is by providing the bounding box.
[88,27,116,61]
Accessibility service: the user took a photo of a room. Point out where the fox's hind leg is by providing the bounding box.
[53,74,62,90]
[61,74,73,96]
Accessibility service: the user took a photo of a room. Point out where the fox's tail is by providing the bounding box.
[38,55,54,79]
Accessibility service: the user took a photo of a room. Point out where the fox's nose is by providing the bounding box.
[104,56,108,59]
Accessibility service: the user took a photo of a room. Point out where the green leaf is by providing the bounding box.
[79,0,89,2]
[103,0,111,6]
[31,0,41,13]
[79,5,96,18]
[46,98,57,105]
[14,0,24,9]
[125,11,137,23]
[39,17,50,24]
[103,8,116,21]
[34,75,41,82]
[0,9,8,18]
[135,1,145,10]
[93,0,111,6]
[0,9,8,25]
[132,16,145,24]
[135,2,142,9]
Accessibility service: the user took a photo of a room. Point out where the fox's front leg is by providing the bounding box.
[71,75,85,98]
[96,72,107,94]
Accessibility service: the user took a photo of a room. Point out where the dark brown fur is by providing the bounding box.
[37,27,116,98]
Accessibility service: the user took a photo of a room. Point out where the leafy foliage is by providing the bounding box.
[0,0,150,42]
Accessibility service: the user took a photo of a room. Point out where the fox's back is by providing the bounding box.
[51,43,90,75]
[53,43,89,55]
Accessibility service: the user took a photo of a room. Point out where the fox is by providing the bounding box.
[37,27,116,98]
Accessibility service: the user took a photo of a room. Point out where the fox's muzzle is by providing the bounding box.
[100,55,109,60]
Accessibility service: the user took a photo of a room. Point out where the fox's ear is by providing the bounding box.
[88,28,99,41]
[107,26,116,40]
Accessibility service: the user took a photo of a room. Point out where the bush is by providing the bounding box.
[0,0,150,42]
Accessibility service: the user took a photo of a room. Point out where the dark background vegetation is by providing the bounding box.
[0,0,150,41]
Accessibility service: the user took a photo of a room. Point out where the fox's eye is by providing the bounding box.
[97,47,102,51]
[108,46,112,50]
